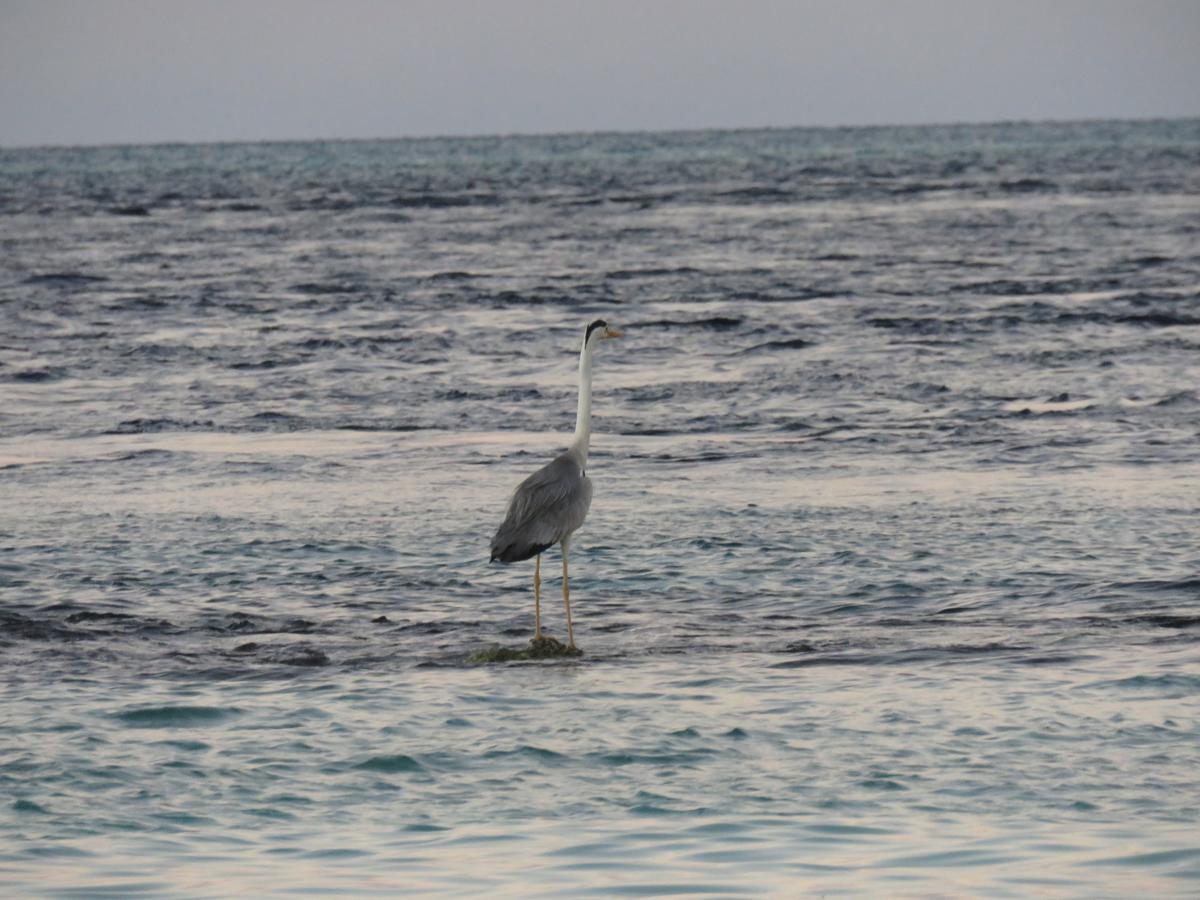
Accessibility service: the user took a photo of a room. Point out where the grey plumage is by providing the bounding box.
[490,448,593,563]
[488,318,621,649]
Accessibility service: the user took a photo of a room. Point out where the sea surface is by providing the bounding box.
[2,120,1199,897]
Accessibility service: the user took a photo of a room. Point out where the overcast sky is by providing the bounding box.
[2,0,1198,147]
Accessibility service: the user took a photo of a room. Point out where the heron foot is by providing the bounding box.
[529,634,582,659]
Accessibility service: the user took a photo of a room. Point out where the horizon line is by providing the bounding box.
[2,113,1198,153]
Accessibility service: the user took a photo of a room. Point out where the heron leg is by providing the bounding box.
[533,554,542,640]
[561,537,576,649]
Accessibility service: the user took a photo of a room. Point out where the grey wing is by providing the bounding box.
[490,453,594,563]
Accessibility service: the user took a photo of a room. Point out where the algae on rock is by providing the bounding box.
[469,635,583,664]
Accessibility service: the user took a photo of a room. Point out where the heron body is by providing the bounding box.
[489,319,622,649]
[489,450,592,564]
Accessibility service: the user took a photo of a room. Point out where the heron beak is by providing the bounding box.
[603,327,624,339]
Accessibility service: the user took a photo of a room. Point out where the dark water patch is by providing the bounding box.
[107,295,167,311]
[1111,576,1200,595]
[12,799,49,814]
[64,611,136,626]
[1089,847,1200,868]
[478,288,593,308]
[605,191,680,207]
[877,847,1013,868]
[737,337,814,353]
[390,192,497,208]
[865,316,947,335]
[356,754,424,773]
[634,316,743,331]
[0,611,88,642]
[1147,390,1198,408]
[1081,674,1200,698]
[1113,312,1200,328]
[290,281,362,295]
[592,748,719,767]
[153,739,210,751]
[245,806,297,821]
[888,181,955,196]
[219,612,318,635]
[111,706,241,728]
[231,641,330,666]
[6,367,67,383]
[997,177,1057,193]
[605,267,702,281]
[426,270,482,282]
[956,278,1114,297]
[905,382,951,396]
[109,204,150,217]
[1125,254,1173,268]
[241,411,310,431]
[108,448,182,463]
[22,272,108,286]
[729,286,837,302]
[482,745,567,763]
[716,186,794,202]
[859,778,908,791]
[769,643,1030,669]
[1127,614,1200,629]
[228,358,301,370]
[106,417,216,434]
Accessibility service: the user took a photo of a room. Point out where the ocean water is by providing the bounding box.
[2,120,1199,897]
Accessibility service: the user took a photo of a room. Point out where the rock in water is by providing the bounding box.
[469,634,583,664]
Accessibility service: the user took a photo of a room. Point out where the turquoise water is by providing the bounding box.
[2,120,1199,895]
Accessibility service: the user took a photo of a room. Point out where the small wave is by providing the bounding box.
[634,316,743,331]
[997,177,1057,193]
[1125,254,1173,268]
[22,272,107,285]
[1111,576,1200,595]
[0,611,86,643]
[1090,846,1200,868]
[1114,312,1200,327]
[231,641,330,667]
[355,754,424,773]
[390,192,498,208]
[865,316,946,334]
[426,270,481,282]
[219,612,318,635]
[482,745,566,763]
[957,278,1115,297]
[106,417,216,434]
[109,204,151,216]
[1126,614,1200,629]
[1082,674,1200,698]
[290,281,361,295]
[111,705,241,728]
[6,368,67,383]
[1004,394,1096,415]
[715,186,793,202]
[241,411,309,431]
[738,338,814,353]
[12,799,49,814]
[605,266,702,280]
[64,611,135,625]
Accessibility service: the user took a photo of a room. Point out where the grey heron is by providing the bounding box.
[489,319,623,649]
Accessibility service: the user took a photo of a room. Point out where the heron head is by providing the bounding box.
[585,319,623,346]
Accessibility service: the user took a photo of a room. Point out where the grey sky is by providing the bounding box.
[2,0,1198,147]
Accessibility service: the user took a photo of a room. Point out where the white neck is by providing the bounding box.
[569,336,594,464]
